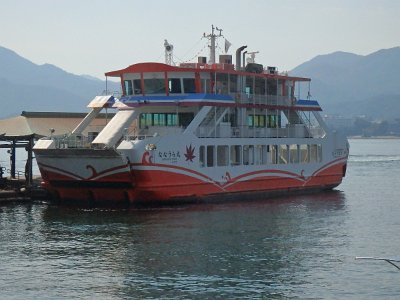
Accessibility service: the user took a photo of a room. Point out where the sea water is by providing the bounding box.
[1,138,400,299]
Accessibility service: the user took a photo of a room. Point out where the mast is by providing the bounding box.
[203,25,223,64]
[164,39,174,65]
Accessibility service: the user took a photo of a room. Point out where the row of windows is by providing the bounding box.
[124,78,196,95]
[139,113,194,128]
[247,115,282,128]
[199,144,322,167]
[138,112,282,130]
[123,72,288,97]
[216,73,281,96]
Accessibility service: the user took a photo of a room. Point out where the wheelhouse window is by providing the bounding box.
[246,76,254,95]
[183,78,196,93]
[267,79,278,95]
[216,73,228,94]
[168,78,182,94]
[144,78,165,94]
[201,78,211,93]
[255,77,266,95]
[124,80,133,95]
[133,79,142,94]
[229,74,237,93]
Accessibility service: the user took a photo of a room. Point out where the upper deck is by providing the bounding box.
[105,61,317,111]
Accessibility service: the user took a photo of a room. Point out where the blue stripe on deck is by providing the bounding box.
[296,99,320,106]
[120,93,234,103]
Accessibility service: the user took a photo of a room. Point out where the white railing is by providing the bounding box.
[196,125,315,139]
[45,134,92,149]
[229,93,292,106]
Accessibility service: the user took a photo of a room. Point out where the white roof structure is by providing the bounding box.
[0,112,113,138]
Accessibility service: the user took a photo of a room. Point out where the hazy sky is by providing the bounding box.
[1,0,399,79]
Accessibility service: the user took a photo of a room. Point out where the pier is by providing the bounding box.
[0,175,46,204]
[0,111,112,204]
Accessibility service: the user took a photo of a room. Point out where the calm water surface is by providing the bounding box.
[1,138,400,299]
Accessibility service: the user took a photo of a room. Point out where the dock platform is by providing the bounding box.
[0,176,47,204]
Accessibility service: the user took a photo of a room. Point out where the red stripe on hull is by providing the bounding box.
[40,161,346,205]
[40,168,133,183]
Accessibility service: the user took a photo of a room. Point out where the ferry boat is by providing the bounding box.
[33,26,349,205]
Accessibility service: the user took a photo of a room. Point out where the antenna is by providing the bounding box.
[246,51,259,64]
[203,25,223,64]
[164,39,175,65]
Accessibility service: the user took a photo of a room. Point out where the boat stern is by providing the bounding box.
[34,142,134,205]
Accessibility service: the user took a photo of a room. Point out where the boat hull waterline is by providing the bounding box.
[36,149,347,204]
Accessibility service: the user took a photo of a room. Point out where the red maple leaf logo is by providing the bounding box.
[184,144,196,162]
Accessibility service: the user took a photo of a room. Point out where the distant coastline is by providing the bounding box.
[348,135,400,139]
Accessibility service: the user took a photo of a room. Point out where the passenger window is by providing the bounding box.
[300,144,309,163]
[271,145,278,164]
[279,145,289,164]
[310,144,318,163]
[317,144,323,162]
[207,146,214,167]
[217,145,229,166]
[230,145,241,165]
[199,146,205,167]
[289,144,299,163]
[243,145,254,165]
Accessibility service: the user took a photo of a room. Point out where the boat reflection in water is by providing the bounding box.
[35,190,347,298]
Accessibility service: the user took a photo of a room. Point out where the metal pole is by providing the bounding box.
[26,137,33,186]
[11,140,16,179]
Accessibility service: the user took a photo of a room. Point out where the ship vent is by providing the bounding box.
[245,63,263,73]
[198,56,207,64]
[219,55,232,64]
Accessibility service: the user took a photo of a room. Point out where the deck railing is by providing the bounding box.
[195,124,319,139]
[47,135,92,149]
[229,93,292,106]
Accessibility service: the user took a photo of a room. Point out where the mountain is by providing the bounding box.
[290,47,400,120]
[1,45,399,120]
[0,46,120,118]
